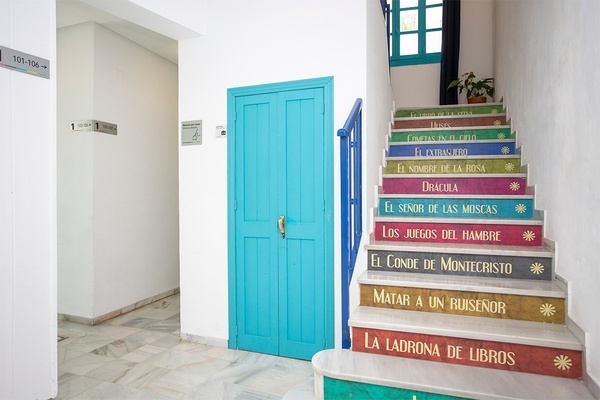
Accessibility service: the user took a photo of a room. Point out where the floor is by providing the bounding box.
[57,294,314,399]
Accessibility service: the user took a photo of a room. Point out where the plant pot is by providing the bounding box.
[467,96,487,104]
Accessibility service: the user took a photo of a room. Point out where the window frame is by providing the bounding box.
[389,0,443,67]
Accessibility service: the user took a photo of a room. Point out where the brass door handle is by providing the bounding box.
[278,215,285,238]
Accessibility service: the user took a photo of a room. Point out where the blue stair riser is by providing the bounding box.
[379,197,533,219]
[389,141,516,157]
[367,249,553,281]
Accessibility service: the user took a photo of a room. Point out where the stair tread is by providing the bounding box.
[312,349,594,400]
[349,306,582,350]
[391,124,511,133]
[387,154,519,161]
[358,270,565,298]
[382,173,527,178]
[378,194,534,199]
[373,215,543,225]
[389,139,516,145]
[366,240,554,258]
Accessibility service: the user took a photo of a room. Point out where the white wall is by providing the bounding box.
[58,22,180,319]
[391,0,494,106]
[179,0,394,346]
[354,0,396,311]
[495,0,600,389]
[0,0,58,398]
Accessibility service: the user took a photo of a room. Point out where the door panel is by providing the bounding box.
[234,94,279,355]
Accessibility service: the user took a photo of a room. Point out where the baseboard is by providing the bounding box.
[180,332,228,349]
[58,287,180,325]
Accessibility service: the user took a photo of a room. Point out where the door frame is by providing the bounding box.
[226,76,334,354]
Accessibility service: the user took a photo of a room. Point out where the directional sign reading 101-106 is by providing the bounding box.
[0,45,50,79]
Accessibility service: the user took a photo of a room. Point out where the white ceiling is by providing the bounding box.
[56,0,178,64]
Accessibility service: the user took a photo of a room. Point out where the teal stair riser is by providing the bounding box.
[379,198,533,219]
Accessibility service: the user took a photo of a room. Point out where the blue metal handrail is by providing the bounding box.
[338,98,363,349]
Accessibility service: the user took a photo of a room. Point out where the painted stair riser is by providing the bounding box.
[379,198,533,219]
[394,116,506,129]
[324,377,469,400]
[391,127,512,143]
[395,105,504,118]
[360,285,564,324]
[352,327,583,379]
[382,177,527,195]
[367,249,552,281]
[385,158,521,175]
[389,142,516,157]
[374,221,543,246]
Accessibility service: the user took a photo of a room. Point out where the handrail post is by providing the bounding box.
[338,98,363,350]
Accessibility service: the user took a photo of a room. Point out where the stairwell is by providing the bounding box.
[312,103,596,399]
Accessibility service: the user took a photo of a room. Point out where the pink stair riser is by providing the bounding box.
[382,176,527,195]
[374,221,542,246]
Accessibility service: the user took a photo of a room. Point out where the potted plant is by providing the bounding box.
[448,71,495,103]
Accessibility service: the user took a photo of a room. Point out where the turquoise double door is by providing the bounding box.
[227,78,334,360]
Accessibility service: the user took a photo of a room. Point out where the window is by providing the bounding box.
[388,0,443,67]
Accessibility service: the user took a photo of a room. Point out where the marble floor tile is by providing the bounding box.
[120,344,167,363]
[56,373,104,399]
[146,370,209,398]
[57,294,314,399]
[85,358,139,382]
[60,352,116,375]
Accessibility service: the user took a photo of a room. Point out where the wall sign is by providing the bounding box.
[182,120,202,146]
[70,120,117,135]
[0,45,50,79]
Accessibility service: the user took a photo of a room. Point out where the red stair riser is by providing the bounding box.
[352,327,582,379]
[374,221,543,246]
[394,116,507,129]
[382,177,527,195]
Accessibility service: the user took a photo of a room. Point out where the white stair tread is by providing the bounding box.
[390,139,516,146]
[366,240,554,258]
[391,124,511,133]
[349,306,582,350]
[382,173,527,178]
[387,154,519,161]
[358,270,564,298]
[312,349,594,400]
[378,193,534,199]
[373,215,543,225]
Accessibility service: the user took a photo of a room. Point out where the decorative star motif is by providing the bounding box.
[493,120,501,126]
[505,162,515,171]
[540,303,556,316]
[523,230,536,241]
[554,355,573,371]
[491,109,499,114]
[530,263,545,274]
[501,146,511,154]
[497,132,506,139]
[509,182,521,191]
[515,204,527,213]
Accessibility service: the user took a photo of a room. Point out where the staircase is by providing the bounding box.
[312,103,595,399]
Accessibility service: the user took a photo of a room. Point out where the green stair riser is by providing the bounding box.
[391,128,512,143]
[360,284,564,324]
[395,105,503,118]
[385,157,521,175]
[324,377,469,400]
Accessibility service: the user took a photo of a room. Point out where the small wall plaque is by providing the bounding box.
[182,120,202,146]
